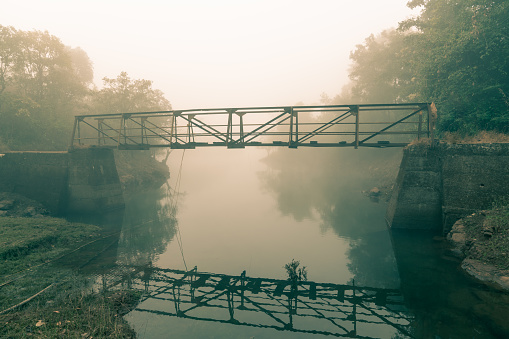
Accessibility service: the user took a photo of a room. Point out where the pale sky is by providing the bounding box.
[2,0,417,109]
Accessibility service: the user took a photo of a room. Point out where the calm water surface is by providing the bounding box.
[81,147,508,338]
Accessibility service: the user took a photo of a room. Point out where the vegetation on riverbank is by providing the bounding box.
[115,150,170,193]
[0,217,139,338]
[461,202,509,271]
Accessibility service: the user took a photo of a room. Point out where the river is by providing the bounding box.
[81,147,508,338]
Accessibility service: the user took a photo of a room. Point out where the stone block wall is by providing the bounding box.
[386,146,442,230]
[0,148,124,215]
[67,148,124,214]
[386,143,509,232]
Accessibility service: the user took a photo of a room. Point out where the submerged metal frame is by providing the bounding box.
[70,103,435,150]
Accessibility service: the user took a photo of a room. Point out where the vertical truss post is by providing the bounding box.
[173,285,182,316]
[239,270,246,310]
[171,111,180,145]
[286,295,294,330]
[226,109,235,147]
[288,107,298,148]
[123,114,131,145]
[350,106,360,149]
[227,289,235,321]
[427,102,437,144]
[237,112,245,145]
[187,114,196,143]
[70,116,79,149]
[417,111,423,140]
[77,118,82,146]
[117,114,125,148]
[141,117,147,145]
[97,119,104,145]
[350,280,357,336]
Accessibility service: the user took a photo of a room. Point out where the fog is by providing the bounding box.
[2,0,417,109]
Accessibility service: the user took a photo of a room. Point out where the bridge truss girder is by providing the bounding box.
[70,103,436,150]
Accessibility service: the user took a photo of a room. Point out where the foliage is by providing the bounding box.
[0,25,172,151]
[0,25,92,150]
[339,0,509,134]
[92,71,171,114]
[462,203,509,270]
[284,259,308,282]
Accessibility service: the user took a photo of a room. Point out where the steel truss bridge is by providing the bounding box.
[71,103,436,150]
[103,266,415,338]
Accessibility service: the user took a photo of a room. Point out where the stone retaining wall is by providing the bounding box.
[0,148,124,215]
[386,143,509,232]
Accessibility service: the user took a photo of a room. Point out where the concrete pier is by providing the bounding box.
[0,148,124,215]
[387,143,509,232]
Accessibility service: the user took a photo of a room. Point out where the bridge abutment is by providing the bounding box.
[0,148,124,215]
[386,143,509,233]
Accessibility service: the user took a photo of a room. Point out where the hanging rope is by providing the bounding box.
[169,149,188,271]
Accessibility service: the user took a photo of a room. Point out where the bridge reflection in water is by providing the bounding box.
[103,266,414,338]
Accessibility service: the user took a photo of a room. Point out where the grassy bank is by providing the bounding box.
[462,202,509,270]
[0,216,139,338]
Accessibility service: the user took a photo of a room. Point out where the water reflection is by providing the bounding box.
[390,230,509,338]
[116,183,177,267]
[104,264,413,339]
[62,183,177,273]
[259,148,401,289]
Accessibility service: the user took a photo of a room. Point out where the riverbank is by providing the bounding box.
[447,202,509,292]
[0,216,139,338]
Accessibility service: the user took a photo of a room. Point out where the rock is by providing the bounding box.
[482,218,497,238]
[23,206,39,217]
[369,187,381,197]
[461,259,509,292]
[447,220,467,258]
[0,199,14,210]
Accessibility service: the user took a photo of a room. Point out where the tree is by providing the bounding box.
[348,29,416,104]
[401,0,509,133]
[93,72,171,114]
[0,25,93,150]
[343,0,509,134]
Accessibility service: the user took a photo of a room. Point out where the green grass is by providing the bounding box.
[0,217,139,338]
[0,217,101,278]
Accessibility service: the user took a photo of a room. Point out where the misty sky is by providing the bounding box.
[2,0,417,109]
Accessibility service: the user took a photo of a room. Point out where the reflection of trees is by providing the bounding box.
[260,147,401,288]
[116,183,177,267]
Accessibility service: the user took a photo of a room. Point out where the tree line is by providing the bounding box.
[325,0,508,134]
[1,0,507,151]
[0,25,171,151]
